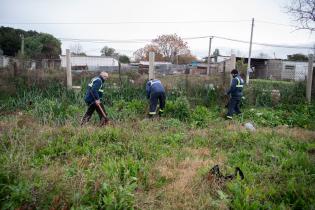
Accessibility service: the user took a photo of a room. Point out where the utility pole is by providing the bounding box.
[306,45,315,102]
[246,18,254,84]
[20,34,25,56]
[207,36,213,75]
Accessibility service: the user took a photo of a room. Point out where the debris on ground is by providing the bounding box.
[244,122,256,132]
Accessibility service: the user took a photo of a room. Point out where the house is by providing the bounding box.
[138,61,172,74]
[266,60,309,81]
[60,55,119,71]
[204,54,313,81]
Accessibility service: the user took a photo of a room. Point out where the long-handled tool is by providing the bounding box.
[89,89,109,125]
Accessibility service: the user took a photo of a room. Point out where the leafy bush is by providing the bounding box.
[165,96,190,121]
[241,103,315,128]
[190,106,212,128]
[245,80,306,106]
[98,158,140,209]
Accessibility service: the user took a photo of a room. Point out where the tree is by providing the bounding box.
[133,34,195,63]
[119,55,130,63]
[24,36,43,59]
[0,27,61,58]
[70,43,86,56]
[286,0,315,31]
[0,27,38,56]
[24,33,61,59]
[177,54,197,64]
[287,53,309,61]
[152,34,190,62]
[133,44,164,62]
[101,46,116,56]
[37,33,61,59]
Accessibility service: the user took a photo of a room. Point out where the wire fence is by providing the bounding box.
[1,55,314,103]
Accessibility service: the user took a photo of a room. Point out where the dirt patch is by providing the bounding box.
[261,126,315,142]
[136,147,226,209]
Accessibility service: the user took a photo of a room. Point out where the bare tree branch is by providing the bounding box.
[286,0,315,31]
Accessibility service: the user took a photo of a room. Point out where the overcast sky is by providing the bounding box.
[1,0,314,59]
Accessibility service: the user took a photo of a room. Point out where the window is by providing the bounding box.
[285,65,295,70]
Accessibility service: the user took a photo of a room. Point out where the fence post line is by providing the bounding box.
[66,49,72,89]
[306,54,314,102]
[222,61,226,87]
[207,36,213,75]
[149,52,155,80]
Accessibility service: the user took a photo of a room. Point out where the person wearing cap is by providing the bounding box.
[226,69,244,119]
[146,78,166,117]
[81,71,110,126]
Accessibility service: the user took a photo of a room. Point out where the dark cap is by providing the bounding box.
[231,69,238,75]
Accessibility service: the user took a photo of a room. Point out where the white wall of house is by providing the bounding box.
[282,61,309,81]
[60,55,119,69]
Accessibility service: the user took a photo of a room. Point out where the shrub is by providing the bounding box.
[165,96,190,121]
[190,106,212,128]
[246,80,306,107]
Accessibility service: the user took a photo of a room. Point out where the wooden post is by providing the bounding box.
[21,34,25,56]
[207,37,213,75]
[66,49,72,89]
[222,61,226,87]
[246,18,254,84]
[149,52,155,80]
[118,62,122,87]
[306,54,314,102]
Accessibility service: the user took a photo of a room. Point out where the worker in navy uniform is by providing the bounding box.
[226,69,244,119]
[81,71,109,126]
[146,79,166,117]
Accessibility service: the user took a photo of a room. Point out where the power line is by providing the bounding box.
[59,35,313,50]
[212,35,313,50]
[60,38,149,43]
[255,20,296,28]
[1,19,299,28]
[0,19,250,25]
[183,35,313,50]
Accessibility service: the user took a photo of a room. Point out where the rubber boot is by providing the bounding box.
[80,115,91,126]
[99,117,109,126]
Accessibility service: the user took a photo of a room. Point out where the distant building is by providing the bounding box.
[60,55,119,71]
[203,54,314,81]
[138,61,172,74]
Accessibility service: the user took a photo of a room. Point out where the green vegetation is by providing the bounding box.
[0,75,314,209]
[0,26,61,58]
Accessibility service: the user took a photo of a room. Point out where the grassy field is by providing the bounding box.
[0,75,315,209]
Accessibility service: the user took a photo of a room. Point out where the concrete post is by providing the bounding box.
[230,54,236,71]
[149,52,155,80]
[21,34,24,56]
[66,49,72,89]
[306,54,314,102]
[207,37,213,75]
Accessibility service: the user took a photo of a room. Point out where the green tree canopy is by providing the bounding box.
[0,27,61,59]
[287,53,308,62]
[119,55,130,63]
[101,46,116,56]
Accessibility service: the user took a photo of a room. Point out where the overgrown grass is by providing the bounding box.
[0,114,314,209]
[0,74,314,209]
